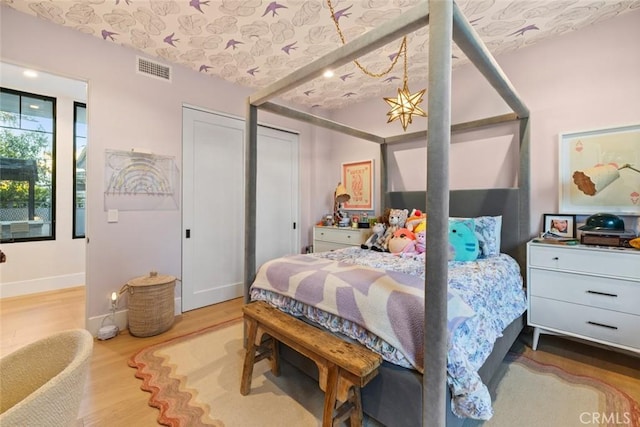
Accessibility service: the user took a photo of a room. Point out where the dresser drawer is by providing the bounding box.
[530,296,640,350]
[529,269,640,316]
[528,244,640,280]
[314,227,366,245]
[314,241,351,253]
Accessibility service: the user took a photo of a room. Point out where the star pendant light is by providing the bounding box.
[385,83,427,131]
[384,38,427,131]
[327,1,426,131]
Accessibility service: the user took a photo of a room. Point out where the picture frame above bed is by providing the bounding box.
[559,124,640,214]
[342,159,374,211]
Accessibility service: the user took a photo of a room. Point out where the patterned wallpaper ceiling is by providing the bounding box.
[3,0,638,110]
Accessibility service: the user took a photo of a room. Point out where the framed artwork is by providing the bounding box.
[559,124,640,214]
[341,159,373,210]
[543,213,576,238]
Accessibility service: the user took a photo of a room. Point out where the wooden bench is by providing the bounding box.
[240,301,382,427]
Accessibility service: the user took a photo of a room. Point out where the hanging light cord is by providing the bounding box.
[327,0,406,79]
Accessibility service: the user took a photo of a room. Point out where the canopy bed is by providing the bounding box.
[243,1,531,426]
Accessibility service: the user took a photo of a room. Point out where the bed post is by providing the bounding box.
[244,100,258,303]
[518,116,532,277]
[426,0,452,425]
[380,143,388,214]
[451,2,529,118]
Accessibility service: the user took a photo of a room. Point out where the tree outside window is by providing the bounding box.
[0,88,56,242]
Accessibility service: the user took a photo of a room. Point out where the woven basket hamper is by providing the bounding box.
[121,272,176,337]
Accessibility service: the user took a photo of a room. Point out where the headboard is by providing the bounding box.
[386,189,524,269]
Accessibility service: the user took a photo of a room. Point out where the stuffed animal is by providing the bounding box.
[388,228,415,254]
[448,219,479,261]
[379,208,391,227]
[361,222,387,250]
[405,209,427,232]
[396,221,427,258]
[379,208,409,251]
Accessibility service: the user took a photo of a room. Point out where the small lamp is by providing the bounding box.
[573,163,640,196]
[334,183,350,224]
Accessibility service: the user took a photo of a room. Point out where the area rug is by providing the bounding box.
[484,352,640,427]
[129,320,640,427]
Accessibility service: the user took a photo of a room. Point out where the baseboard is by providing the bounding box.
[0,273,85,299]
[174,296,182,315]
[87,296,183,337]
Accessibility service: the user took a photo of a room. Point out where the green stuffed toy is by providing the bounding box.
[448,219,479,261]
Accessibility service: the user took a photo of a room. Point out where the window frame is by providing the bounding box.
[0,87,57,243]
[73,102,86,239]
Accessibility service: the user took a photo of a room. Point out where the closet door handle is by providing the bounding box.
[587,321,618,330]
[587,290,618,298]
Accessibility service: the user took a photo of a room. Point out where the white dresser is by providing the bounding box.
[527,241,640,354]
[313,226,372,253]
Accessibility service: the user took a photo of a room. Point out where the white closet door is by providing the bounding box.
[182,107,298,312]
[256,126,299,269]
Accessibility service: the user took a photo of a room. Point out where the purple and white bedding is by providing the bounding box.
[249,247,527,420]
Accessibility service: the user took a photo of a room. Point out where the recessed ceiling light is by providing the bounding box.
[323,70,334,78]
[29,104,40,109]
[23,69,38,78]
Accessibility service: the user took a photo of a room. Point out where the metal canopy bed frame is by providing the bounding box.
[243,1,531,426]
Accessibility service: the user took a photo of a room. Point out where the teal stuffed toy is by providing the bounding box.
[448,219,480,261]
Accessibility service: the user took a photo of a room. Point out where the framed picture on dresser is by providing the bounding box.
[543,213,576,238]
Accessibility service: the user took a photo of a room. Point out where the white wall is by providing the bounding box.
[329,9,640,234]
[0,5,316,333]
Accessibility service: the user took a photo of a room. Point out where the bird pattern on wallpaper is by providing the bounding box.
[4,0,638,110]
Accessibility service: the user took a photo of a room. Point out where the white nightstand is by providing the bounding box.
[527,241,640,354]
[313,226,372,253]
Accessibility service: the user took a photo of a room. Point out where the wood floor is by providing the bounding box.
[0,287,244,426]
[1,287,638,426]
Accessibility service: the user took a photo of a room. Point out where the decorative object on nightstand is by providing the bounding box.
[542,213,576,237]
[357,212,370,228]
[578,212,637,248]
[313,226,372,253]
[333,182,350,225]
[527,241,640,354]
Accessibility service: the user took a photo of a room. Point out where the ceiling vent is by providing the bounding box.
[137,57,171,82]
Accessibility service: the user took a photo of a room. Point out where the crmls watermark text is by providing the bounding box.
[580,412,631,425]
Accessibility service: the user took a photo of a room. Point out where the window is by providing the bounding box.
[0,88,56,242]
[73,102,86,238]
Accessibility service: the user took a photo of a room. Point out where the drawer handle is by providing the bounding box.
[551,257,559,260]
[587,321,618,330]
[587,290,618,298]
